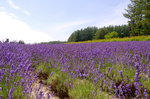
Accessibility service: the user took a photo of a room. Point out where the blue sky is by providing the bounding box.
[0,0,130,43]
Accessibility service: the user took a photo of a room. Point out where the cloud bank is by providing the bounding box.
[0,10,53,43]
[6,0,30,16]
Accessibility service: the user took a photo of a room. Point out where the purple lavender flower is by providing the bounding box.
[37,91,44,99]
[94,77,98,85]
[0,40,150,99]
[143,89,149,99]
[47,93,51,99]
[50,72,55,76]
[119,71,123,79]
[8,88,15,99]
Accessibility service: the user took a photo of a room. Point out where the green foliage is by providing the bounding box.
[47,72,69,98]
[35,63,115,99]
[66,35,150,44]
[0,64,25,99]
[68,25,130,42]
[94,28,107,39]
[0,73,25,99]
[104,31,119,39]
[69,79,95,99]
[68,27,98,42]
[36,63,70,98]
[34,54,150,99]
[124,0,150,36]
[140,76,150,90]
[94,25,130,40]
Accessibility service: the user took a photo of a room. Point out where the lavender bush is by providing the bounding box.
[0,41,150,99]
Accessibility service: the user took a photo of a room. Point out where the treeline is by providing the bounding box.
[68,0,150,42]
[0,38,25,44]
[41,41,66,44]
[68,26,98,42]
[68,25,130,42]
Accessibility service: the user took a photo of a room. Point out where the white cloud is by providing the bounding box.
[7,0,20,10]
[6,0,30,16]
[0,11,53,43]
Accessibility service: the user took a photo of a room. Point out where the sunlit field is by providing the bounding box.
[0,41,150,99]
[67,35,150,44]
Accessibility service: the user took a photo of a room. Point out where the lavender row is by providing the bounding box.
[0,41,150,98]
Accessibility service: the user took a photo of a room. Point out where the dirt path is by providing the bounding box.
[28,80,59,99]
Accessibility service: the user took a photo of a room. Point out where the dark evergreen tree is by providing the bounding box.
[124,0,150,36]
[94,28,107,39]
[142,0,150,35]
[68,27,98,42]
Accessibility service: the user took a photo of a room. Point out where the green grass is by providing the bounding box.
[140,76,150,90]
[35,63,116,99]
[35,62,150,99]
[35,62,143,99]
[69,79,95,99]
[0,73,25,99]
[66,35,150,44]
[33,59,150,99]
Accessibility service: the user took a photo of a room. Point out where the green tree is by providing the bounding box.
[68,27,98,42]
[94,28,107,39]
[18,40,25,44]
[124,0,150,36]
[104,31,119,39]
[94,25,129,39]
[68,25,130,42]
[141,0,150,35]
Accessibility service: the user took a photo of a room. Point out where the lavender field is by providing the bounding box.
[0,41,150,99]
